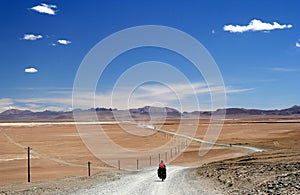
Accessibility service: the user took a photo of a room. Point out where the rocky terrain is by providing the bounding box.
[0,170,125,195]
[193,149,300,194]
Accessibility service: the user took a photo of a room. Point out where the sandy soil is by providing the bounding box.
[160,119,300,150]
[0,124,110,184]
[0,118,299,194]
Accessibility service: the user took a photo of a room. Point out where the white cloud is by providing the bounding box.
[0,98,14,112]
[25,67,38,73]
[22,34,43,41]
[25,103,66,112]
[30,3,57,15]
[296,42,300,48]
[57,39,72,45]
[136,83,252,97]
[224,19,292,33]
[92,82,254,111]
[224,87,254,93]
[268,67,297,72]
[17,97,71,105]
[7,83,253,112]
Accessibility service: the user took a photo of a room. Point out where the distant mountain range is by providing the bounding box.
[186,105,300,117]
[0,109,73,121]
[0,105,299,121]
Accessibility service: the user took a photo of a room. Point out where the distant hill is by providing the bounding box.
[182,105,300,119]
[0,105,299,121]
[129,106,181,117]
[214,105,300,116]
[0,109,33,115]
[0,109,73,121]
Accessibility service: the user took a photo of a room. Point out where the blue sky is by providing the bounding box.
[0,0,299,112]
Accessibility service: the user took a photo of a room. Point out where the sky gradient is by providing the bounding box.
[0,0,299,112]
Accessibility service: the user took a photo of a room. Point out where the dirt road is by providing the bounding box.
[74,165,222,195]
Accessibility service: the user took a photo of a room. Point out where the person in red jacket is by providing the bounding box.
[159,160,166,169]
[158,160,166,181]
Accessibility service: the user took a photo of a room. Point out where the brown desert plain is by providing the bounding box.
[0,118,299,193]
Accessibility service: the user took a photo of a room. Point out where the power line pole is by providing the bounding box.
[27,146,31,183]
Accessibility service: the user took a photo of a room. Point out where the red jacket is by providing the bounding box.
[159,162,165,168]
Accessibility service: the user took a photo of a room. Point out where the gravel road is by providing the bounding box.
[73,165,222,195]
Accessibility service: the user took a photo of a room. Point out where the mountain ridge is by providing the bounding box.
[0,105,299,121]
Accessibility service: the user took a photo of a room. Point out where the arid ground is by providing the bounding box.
[0,118,299,193]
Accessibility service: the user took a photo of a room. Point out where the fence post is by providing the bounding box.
[118,160,120,170]
[88,161,91,176]
[158,153,160,163]
[149,156,151,166]
[27,146,31,183]
[171,148,172,158]
[165,152,167,163]
[137,159,139,170]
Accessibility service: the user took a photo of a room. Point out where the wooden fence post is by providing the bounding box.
[88,161,91,176]
[165,152,167,163]
[27,146,31,183]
